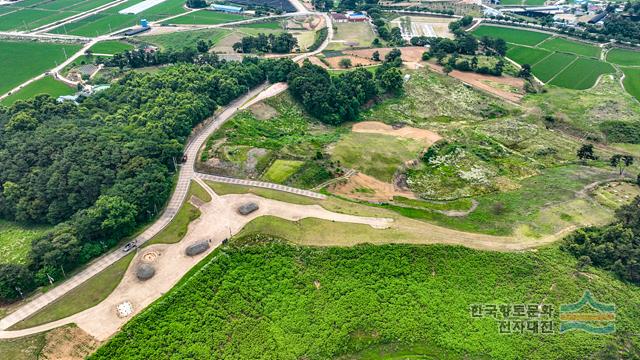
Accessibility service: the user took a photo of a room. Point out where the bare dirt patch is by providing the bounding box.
[426,63,525,103]
[329,172,417,202]
[307,56,329,68]
[249,102,278,120]
[352,121,442,145]
[41,325,99,360]
[325,55,377,69]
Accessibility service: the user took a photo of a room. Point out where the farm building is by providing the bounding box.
[210,4,244,13]
[347,12,368,22]
[330,12,348,23]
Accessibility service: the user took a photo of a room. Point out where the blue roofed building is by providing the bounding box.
[210,4,243,13]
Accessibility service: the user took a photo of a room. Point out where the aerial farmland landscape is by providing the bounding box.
[0,0,639,358]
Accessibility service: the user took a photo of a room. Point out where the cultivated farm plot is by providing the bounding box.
[48,0,189,37]
[162,10,246,25]
[138,28,231,50]
[506,44,551,65]
[549,57,615,90]
[0,76,74,105]
[607,48,640,66]
[390,15,455,39]
[0,0,115,31]
[538,36,601,58]
[472,25,550,46]
[622,67,640,101]
[531,52,576,82]
[89,40,135,54]
[0,40,82,95]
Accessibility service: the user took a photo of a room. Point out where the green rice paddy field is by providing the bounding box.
[162,10,246,25]
[622,67,640,101]
[0,0,115,31]
[606,48,640,66]
[0,76,74,105]
[48,0,189,37]
[0,40,82,95]
[474,25,616,90]
[88,40,135,54]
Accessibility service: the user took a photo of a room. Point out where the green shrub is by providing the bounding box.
[600,121,640,144]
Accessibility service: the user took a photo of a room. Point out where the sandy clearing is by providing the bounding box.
[425,63,525,103]
[40,325,99,360]
[329,172,417,202]
[352,121,442,145]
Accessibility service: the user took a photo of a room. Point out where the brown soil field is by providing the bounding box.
[329,172,417,202]
[345,46,425,63]
[426,63,525,103]
[325,55,377,68]
[352,121,442,145]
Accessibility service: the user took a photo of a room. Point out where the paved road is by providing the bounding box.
[0,3,332,332]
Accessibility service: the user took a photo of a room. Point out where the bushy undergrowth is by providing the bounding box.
[91,240,640,360]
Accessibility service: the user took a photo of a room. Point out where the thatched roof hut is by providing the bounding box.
[136,263,156,281]
[185,240,210,256]
[238,202,259,215]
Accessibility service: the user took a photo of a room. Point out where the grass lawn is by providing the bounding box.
[505,44,551,65]
[330,132,423,182]
[549,57,615,89]
[138,28,230,50]
[0,220,51,265]
[472,25,550,46]
[538,37,601,58]
[531,52,576,82]
[622,67,640,101]
[88,40,134,54]
[0,76,74,106]
[91,240,640,360]
[262,159,305,183]
[239,21,282,29]
[163,10,245,25]
[0,40,81,95]
[606,47,640,66]
[329,22,376,50]
[143,180,209,247]
[9,252,135,330]
[0,331,46,360]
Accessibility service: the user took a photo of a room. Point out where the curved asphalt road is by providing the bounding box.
[0,5,332,334]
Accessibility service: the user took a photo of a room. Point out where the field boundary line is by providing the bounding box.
[195,172,327,199]
[545,55,579,84]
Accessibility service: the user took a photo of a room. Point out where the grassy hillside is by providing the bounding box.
[91,239,640,360]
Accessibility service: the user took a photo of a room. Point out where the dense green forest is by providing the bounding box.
[233,33,298,54]
[563,195,640,284]
[91,239,640,359]
[0,57,296,302]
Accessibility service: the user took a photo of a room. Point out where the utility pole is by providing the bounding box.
[172,156,178,171]
[15,287,24,300]
[62,47,68,59]
[46,273,54,286]
[60,264,66,279]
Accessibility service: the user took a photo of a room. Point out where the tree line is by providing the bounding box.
[287,50,404,125]
[232,32,298,54]
[0,56,297,303]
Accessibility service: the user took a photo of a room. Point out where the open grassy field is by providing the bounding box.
[138,28,231,50]
[88,40,134,54]
[606,47,640,66]
[0,76,74,106]
[330,132,423,182]
[530,52,576,82]
[10,252,135,330]
[472,25,550,46]
[622,67,640,101]
[328,22,376,50]
[163,10,245,25]
[262,160,305,183]
[0,220,51,265]
[549,57,615,89]
[538,37,601,58]
[90,238,640,360]
[240,21,283,29]
[0,40,81,95]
